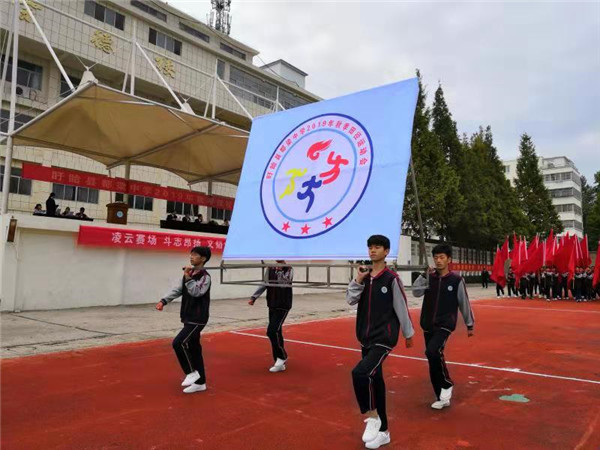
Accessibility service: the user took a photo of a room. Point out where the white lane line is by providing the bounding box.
[230,331,600,386]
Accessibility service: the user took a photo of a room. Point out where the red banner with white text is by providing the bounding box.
[22,163,234,210]
[77,226,226,253]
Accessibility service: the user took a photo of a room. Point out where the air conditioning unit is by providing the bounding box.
[15,85,30,98]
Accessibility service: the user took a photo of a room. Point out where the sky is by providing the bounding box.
[168,0,600,182]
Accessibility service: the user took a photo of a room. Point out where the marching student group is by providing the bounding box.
[495,266,598,302]
[154,236,474,449]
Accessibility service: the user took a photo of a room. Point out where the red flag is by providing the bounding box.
[554,236,576,287]
[519,240,545,275]
[527,235,538,255]
[593,241,600,289]
[545,229,555,265]
[491,238,509,288]
[582,235,591,267]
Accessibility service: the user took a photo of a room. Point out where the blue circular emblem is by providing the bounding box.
[116,211,124,218]
[260,113,373,239]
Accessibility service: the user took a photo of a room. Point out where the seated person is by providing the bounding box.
[166,211,178,222]
[33,204,45,215]
[223,219,230,227]
[61,207,73,217]
[182,214,192,223]
[75,207,89,219]
[194,214,204,224]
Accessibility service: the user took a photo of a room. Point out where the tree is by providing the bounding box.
[402,71,457,241]
[587,171,600,246]
[431,83,465,241]
[452,127,528,247]
[514,133,562,235]
[582,176,596,247]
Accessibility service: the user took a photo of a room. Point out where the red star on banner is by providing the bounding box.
[301,224,311,234]
[282,222,291,232]
[323,217,333,228]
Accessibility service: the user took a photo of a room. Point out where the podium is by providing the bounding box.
[106,202,129,225]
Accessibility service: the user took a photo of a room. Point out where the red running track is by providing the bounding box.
[2,298,600,449]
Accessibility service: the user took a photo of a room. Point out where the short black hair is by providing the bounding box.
[191,246,211,263]
[432,243,452,258]
[367,235,390,250]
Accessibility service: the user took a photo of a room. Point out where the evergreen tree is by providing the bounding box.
[514,133,562,234]
[431,83,465,241]
[582,176,596,246]
[587,171,600,246]
[453,127,528,247]
[402,71,456,240]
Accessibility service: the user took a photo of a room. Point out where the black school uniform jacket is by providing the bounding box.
[251,267,293,310]
[161,269,211,325]
[413,271,474,333]
[346,268,415,349]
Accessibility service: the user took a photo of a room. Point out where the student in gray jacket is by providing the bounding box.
[413,243,474,410]
[346,235,414,450]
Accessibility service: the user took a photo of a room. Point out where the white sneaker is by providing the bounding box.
[431,399,450,409]
[365,431,391,449]
[269,364,286,373]
[362,417,381,443]
[183,383,207,394]
[269,358,287,372]
[181,370,200,387]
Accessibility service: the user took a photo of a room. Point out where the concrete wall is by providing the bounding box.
[0,213,356,312]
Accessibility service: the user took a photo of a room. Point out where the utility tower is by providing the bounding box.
[209,0,232,35]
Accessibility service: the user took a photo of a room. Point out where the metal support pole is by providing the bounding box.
[1,0,20,214]
[20,0,74,91]
[211,63,217,119]
[207,180,213,221]
[409,156,427,266]
[130,19,136,95]
[124,162,131,204]
[0,30,13,108]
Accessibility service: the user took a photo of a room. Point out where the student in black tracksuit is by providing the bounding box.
[249,261,293,372]
[413,243,474,410]
[519,273,529,300]
[346,235,414,450]
[507,269,517,297]
[156,246,212,394]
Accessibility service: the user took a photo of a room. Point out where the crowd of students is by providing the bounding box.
[495,266,597,302]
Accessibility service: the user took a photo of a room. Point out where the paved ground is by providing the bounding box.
[1,285,495,358]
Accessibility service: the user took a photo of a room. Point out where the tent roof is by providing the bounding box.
[12,83,249,184]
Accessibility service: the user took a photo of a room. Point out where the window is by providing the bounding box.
[1,57,43,90]
[504,165,510,174]
[220,43,246,60]
[59,74,81,98]
[179,22,209,43]
[84,1,125,30]
[561,220,583,231]
[279,88,310,110]
[149,28,182,55]
[166,201,199,216]
[229,66,276,108]
[115,193,153,211]
[0,109,34,133]
[0,166,32,195]
[130,1,166,21]
[549,187,581,201]
[217,59,225,79]
[211,207,231,221]
[53,183,99,204]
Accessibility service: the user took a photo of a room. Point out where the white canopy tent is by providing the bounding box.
[11,82,249,185]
